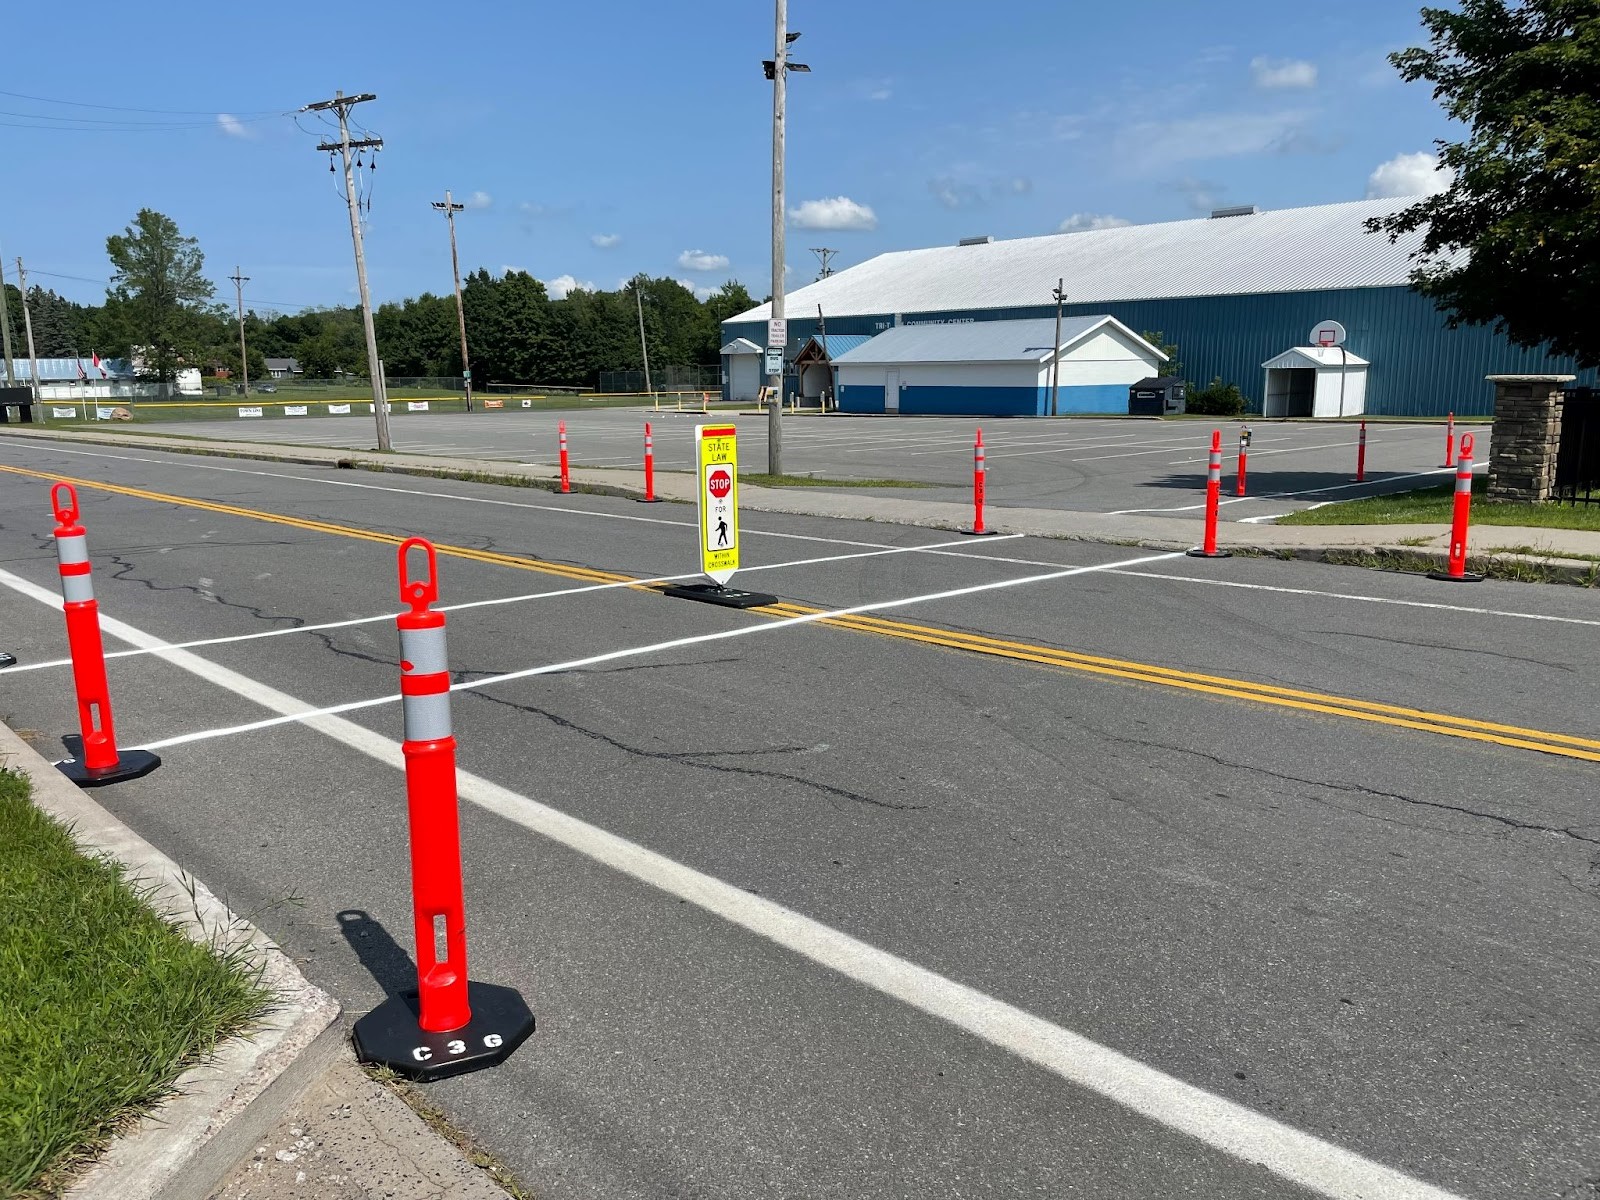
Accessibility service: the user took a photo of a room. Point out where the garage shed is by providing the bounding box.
[1261,346,1369,418]
[831,316,1165,416]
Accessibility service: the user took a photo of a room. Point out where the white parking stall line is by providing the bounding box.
[1107,461,1489,515]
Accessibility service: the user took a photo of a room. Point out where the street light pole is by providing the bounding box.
[634,279,653,395]
[764,3,809,475]
[1049,278,1066,418]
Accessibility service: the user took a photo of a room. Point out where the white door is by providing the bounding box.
[884,369,900,413]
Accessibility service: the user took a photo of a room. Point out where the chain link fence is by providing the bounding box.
[598,365,721,394]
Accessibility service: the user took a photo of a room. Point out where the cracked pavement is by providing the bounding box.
[2,437,1599,1199]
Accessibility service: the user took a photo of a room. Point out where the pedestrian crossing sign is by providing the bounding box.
[696,424,739,585]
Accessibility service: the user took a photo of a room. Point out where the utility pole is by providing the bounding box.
[230,266,250,397]
[0,247,16,387]
[810,247,837,280]
[764,2,809,474]
[633,279,653,394]
[15,257,41,408]
[1049,278,1067,418]
[304,90,390,451]
[430,190,474,412]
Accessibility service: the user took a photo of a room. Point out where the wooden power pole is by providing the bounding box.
[303,90,391,451]
[430,191,474,412]
[230,266,250,396]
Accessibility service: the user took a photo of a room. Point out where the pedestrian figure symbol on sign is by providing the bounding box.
[716,517,730,546]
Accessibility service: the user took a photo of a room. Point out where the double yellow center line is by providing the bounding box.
[4,462,1595,763]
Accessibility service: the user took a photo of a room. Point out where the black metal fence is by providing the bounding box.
[598,366,720,394]
[1556,386,1600,505]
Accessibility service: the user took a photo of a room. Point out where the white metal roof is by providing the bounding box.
[832,316,1162,367]
[736,198,1436,322]
[719,337,761,355]
[1263,346,1370,370]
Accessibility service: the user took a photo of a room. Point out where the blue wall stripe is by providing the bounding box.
[726,287,1597,418]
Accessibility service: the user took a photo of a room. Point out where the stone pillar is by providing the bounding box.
[1486,374,1575,502]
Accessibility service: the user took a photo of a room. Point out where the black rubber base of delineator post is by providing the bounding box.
[959,528,999,537]
[0,653,16,669]
[664,582,778,609]
[1427,569,1485,583]
[352,981,535,1081]
[635,497,664,504]
[1186,548,1233,559]
[56,748,161,788]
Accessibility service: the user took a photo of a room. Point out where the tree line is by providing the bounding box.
[2,208,756,388]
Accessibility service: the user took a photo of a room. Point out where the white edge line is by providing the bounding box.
[1106,461,1489,516]
[0,562,1466,1200]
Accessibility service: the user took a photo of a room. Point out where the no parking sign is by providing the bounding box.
[697,424,739,584]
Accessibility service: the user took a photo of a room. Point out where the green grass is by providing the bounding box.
[741,472,931,489]
[1278,479,1600,531]
[0,769,268,1197]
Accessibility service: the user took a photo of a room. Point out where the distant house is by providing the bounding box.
[264,358,303,380]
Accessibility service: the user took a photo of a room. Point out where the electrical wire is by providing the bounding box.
[0,87,288,116]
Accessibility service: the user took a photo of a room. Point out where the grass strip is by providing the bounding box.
[1279,479,1600,531]
[0,768,268,1197]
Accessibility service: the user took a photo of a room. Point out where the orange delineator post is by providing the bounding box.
[1443,412,1455,468]
[394,542,471,1033]
[1429,433,1483,583]
[638,421,663,503]
[351,539,536,1078]
[1186,430,1231,559]
[960,428,997,536]
[1355,420,1367,482]
[49,482,160,786]
[558,421,571,493]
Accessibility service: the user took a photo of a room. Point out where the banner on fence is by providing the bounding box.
[329,403,352,414]
[408,401,430,412]
[284,405,308,416]
[483,399,505,410]
[52,407,76,418]
[238,406,263,418]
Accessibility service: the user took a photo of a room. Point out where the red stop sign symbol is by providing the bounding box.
[707,468,732,499]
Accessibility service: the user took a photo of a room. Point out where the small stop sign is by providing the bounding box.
[707,469,732,499]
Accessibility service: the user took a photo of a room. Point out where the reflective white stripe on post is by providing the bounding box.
[402,693,452,742]
[55,534,89,565]
[399,625,449,676]
[60,574,95,603]
[1208,451,1222,482]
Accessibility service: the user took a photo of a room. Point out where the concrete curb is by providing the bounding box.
[0,721,343,1200]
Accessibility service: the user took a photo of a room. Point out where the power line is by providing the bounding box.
[810,247,837,279]
[0,87,288,116]
[230,267,251,397]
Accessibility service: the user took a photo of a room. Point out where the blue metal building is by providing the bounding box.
[721,198,1595,417]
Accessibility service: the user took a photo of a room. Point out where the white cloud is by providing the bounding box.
[788,196,879,231]
[677,249,730,271]
[1058,213,1132,233]
[1250,57,1318,89]
[543,273,595,299]
[217,113,250,139]
[464,191,493,209]
[591,232,621,249]
[1129,110,1313,168]
[519,201,548,217]
[674,278,719,300]
[1366,151,1451,199]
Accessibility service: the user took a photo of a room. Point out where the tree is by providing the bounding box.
[105,209,216,387]
[1139,330,1184,382]
[1368,1,1600,367]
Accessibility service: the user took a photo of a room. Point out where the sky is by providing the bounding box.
[0,0,1457,315]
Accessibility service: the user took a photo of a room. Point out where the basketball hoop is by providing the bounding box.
[1317,331,1336,347]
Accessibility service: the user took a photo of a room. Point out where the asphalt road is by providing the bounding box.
[113,409,1481,521]
[0,437,1594,1200]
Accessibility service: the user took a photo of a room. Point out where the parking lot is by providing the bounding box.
[137,408,1480,521]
